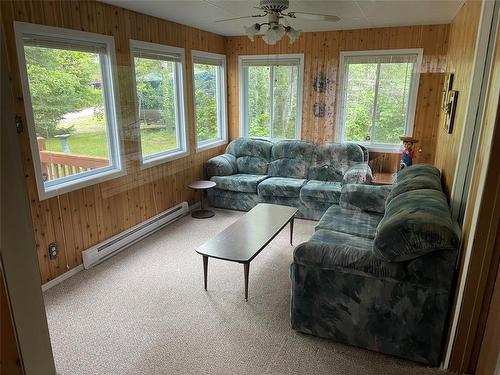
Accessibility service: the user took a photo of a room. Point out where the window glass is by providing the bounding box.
[16,24,122,199]
[340,51,420,148]
[194,63,218,142]
[192,52,226,150]
[241,55,303,139]
[133,56,180,158]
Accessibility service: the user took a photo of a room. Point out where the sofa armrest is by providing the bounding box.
[342,163,373,185]
[206,154,237,178]
[340,184,392,214]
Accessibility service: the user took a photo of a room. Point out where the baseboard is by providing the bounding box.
[42,202,200,291]
[41,264,84,292]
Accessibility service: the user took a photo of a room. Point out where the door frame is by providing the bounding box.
[0,22,56,374]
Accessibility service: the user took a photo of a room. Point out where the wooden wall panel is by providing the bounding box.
[0,0,227,283]
[434,0,482,194]
[226,24,449,169]
[447,9,500,371]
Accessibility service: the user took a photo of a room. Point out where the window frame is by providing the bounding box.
[14,21,125,201]
[129,39,189,169]
[191,50,228,152]
[336,48,423,152]
[238,54,304,140]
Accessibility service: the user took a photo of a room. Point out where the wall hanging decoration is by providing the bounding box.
[313,102,326,117]
[441,73,454,110]
[313,73,330,93]
[444,90,458,134]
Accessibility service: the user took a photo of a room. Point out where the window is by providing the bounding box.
[14,22,123,200]
[192,51,227,151]
[239,54,303,139]
[337,49,423,151]
[130,40,187,166]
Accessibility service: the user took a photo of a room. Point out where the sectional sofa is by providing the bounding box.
[290,164,460,365]
[206,138,372,220]
[205,139,459,366]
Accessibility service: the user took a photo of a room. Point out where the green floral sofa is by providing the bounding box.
[206,138,371,220]
[290,164,460,366]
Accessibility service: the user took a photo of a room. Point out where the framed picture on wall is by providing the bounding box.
[441,73,454,110]
[444,90,458,134]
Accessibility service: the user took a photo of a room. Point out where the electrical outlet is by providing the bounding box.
[48,242,58,259]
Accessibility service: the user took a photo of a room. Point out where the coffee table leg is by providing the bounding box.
[203,255,208,291]
[244,262,249,301]
[290,217,294,245]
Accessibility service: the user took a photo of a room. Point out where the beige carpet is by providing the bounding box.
[44,208,447,375]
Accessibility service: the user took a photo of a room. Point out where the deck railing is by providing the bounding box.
[37,137,109,181]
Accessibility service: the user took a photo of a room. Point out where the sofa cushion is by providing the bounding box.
[206,154,237,178]
[211,174,268,193]
[396,163,441,183]
[340,184,393,214]
[316,205,383,239]
[236,156,269,175]
[268,140,314,179]
[294,229,405,279]
[258,177,307,198]
[300,180,342,204]
[307,165,343,182]
[374,189,460,262]
[342,163,373,185]
[308,143,364,181]
[386,174,442,205]
[226,138,272,174]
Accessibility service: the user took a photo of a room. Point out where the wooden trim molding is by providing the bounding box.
[447,10,500,372]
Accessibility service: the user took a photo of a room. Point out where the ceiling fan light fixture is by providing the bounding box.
[238,0,339,45]
[244,23,261,42]
[285,26,301,44]
[262,24,285,45]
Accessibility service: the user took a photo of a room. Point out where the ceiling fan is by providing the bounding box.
[216,0,340,45]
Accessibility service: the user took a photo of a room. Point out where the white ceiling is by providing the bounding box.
[102,0,464,36]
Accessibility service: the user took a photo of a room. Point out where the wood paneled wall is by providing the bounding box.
[0,1,454,284]
[0,0,227,283]
[434,0,482,194]
[226,25,449,170]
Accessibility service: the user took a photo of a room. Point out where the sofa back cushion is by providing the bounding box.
[396,163,440,183]
[268,140,314,178]
[226,137,273,175]
[386,172,442,205]
[374,189,460,262]
[308,143,364,181]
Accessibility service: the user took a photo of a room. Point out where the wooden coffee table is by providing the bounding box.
[195,203,298,300]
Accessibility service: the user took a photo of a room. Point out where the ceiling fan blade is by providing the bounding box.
[215,15,263,23]
[290,12,340,22]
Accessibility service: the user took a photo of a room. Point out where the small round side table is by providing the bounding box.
[188,180,216,219]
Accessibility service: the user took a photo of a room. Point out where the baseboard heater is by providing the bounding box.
[82,201,189,269]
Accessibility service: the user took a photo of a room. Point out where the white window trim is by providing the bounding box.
[238,54,304,140]
[191,50,228,152]
[336,48,423,152]
[14,22,125,201]
[129,39,189,169]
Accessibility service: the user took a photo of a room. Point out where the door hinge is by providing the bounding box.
[15,115,23,134]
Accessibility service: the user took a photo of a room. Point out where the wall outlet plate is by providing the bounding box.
[48,242,58,259]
